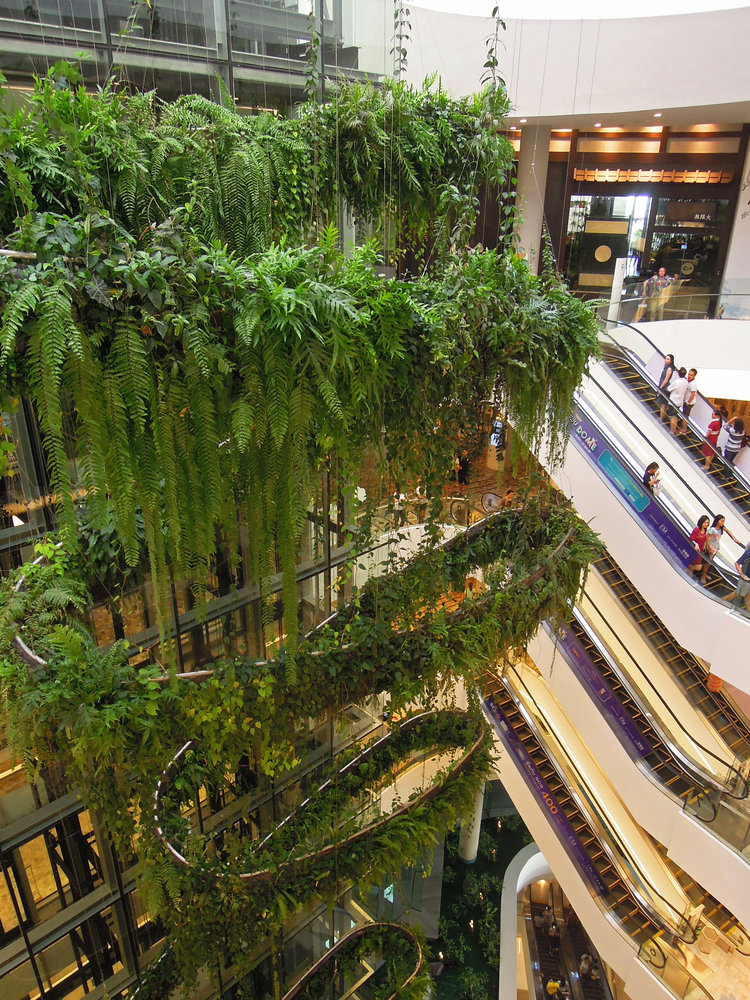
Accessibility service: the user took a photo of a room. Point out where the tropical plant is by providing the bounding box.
[0,61,602,1000]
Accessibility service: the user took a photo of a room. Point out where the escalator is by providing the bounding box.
[592,551,750,761]
[561,608,745,817]
[485,677,680,950]
[574,377,743,603]
[600,332,750,519]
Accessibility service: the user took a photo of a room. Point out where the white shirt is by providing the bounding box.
[668,375,689,407]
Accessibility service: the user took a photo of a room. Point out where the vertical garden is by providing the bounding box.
[0,55,600,1000]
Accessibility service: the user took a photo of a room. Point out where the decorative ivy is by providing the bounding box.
[0,64,603,1000]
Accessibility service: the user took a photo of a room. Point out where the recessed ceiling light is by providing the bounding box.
[654,112,662,118]
[519,118,527,123]
[594,122,602,128]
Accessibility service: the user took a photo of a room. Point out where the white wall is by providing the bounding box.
[720,138,750,319]
[407,7,750,122]
[345,0,391,77]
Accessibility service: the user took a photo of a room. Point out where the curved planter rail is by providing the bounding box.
[280,921,425,1000]
[153,708,489,884]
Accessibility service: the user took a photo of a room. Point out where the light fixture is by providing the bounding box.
[469,919,475,930]
[654,112,662,118]
[594,122,602,128]
[519,118,527,123]
[438,951,444,961]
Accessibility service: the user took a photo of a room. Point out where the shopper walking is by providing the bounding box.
[700,514,743,585]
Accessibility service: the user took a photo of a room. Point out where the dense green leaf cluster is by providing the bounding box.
[0,219,598,670]
[282,922,428,1000]
[0,66,511,256]
[0,499,599,991]
[0,67,598,669]
[0,64,602,998]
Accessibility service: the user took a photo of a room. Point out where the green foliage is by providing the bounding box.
[287,922,429,1000]
[0,505,600,988]
[459,967,490,1000]
[0,66,602,998]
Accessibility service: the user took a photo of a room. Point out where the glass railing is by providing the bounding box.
[505,667,698,946]
[638,936,714,1000]
[597,287,750,325]
[564,605,750,859]
[573,389,749,620]
[596,319,750,499]
[568,606,748,803]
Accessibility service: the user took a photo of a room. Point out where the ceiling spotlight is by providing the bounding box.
[654,112,662,118]
[519,118,527,123]
[594,122,602,128]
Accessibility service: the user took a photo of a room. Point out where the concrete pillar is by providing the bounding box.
[719,136,750,318]
[458,784,485,863]
[514,124,551,274]
[498,846,553,1000]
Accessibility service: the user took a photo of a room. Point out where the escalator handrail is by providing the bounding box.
[501,666,698,946]
[570,600,749,802]
[575,389,746,599]
[580,373,728,532]
[598,318,750,495]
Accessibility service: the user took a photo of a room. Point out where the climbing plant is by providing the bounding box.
[0,61,603,999]
[0,501,600,990]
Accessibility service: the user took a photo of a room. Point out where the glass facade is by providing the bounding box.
[0,0,387,108]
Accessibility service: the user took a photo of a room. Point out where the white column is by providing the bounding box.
[498,846,553,1000]
[514,124,551,274]
[719,139,750,319]
[458,784,485,863]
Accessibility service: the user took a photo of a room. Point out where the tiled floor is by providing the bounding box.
[679,938,750,1000]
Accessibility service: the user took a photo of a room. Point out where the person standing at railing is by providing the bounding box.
[666,367,689,434]
[723,416,746,465]
[678,368,699,435]
[687,515,710,576]
[644,267,672,321]
[643,461,662,496]
[729,544,750,613]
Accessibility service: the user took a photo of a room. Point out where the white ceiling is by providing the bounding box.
[412,1,750,18]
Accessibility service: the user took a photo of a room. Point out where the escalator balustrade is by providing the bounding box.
[594,551,750,763]
[485,679,659,948]
[601,344,750,519]
[652,839,750,955]
[563,612,720,815]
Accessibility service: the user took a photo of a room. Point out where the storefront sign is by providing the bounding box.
[570,407,695,568]
[484,696,608,896]
[664,200,717,225]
